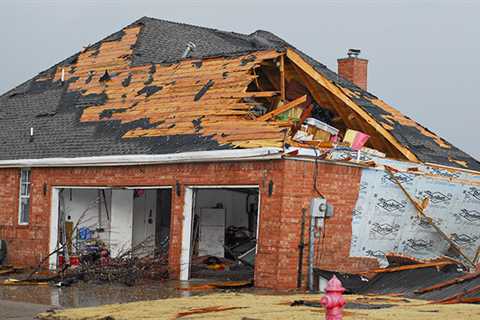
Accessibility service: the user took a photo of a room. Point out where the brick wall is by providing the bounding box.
[337,57,368,90]
[0,159,377,289]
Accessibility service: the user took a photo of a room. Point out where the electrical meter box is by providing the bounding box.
[310,197,334,218]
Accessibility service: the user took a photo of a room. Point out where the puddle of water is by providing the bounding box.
[0,279,215,308]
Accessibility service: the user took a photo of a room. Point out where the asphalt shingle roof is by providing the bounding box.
[0,16,478,171]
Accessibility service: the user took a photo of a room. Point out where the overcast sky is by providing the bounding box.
[1,0,478,159]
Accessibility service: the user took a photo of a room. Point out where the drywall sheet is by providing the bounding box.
[350,166,480,266]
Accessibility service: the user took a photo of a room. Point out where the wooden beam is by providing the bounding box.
[257,95,307,121]
[362,261,454,274]
[279,55,286,101]
[286,48,419,162]
[294,59,398,156]
[234,91,279,98]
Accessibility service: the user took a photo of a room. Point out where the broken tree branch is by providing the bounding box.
[27,196,100,280]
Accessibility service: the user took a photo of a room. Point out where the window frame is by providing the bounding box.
[18,168,31,225]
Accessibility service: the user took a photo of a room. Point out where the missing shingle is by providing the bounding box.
[148,63,156,74]
[144,73,154,85]
[85,71,95,84]
[240,55,256,66]
[192,117,203,132]
[143,64,157,85]
[99,70,111,82]
[89,48,101,57]
[137,85,162,97]
[192,61,203,69]
[99,108,127,120]
[194,80,214,101]
[122,73,132,87]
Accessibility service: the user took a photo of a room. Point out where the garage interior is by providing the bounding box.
[52,187,172,268]
[189,187,260,281]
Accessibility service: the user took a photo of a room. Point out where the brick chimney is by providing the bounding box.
[337,49,368,90]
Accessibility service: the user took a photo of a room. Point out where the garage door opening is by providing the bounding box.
[181,187,260,282]
[49,187,172,269]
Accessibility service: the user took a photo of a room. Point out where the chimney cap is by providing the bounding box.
[347,48,361,58]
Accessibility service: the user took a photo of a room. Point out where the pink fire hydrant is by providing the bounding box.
[320,275,346,320]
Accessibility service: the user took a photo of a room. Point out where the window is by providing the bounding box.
[18,168,31,224]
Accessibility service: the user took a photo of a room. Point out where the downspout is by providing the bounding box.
[308,209,315,292]
[297,208,306,288]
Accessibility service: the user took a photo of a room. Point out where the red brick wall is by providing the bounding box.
[264,160,377,290]
[0,159,377,289]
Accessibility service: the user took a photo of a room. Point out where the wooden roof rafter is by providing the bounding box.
[286,48,420,162]
[288,62,392,155]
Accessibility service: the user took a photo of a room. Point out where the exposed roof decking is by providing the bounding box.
[0,16,478,171]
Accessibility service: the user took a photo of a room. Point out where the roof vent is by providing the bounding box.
[347,48,361,58]
[181,42,197,59]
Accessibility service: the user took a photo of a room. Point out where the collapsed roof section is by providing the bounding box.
[0,16,478,171]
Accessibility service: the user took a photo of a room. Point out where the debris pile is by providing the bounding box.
[316,253,480,305]
[53,236,169,287]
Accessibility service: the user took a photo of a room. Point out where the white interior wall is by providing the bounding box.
[62,189,112,244]
[194,189,252,228]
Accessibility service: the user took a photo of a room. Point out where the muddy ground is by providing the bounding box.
[36,292,480,320]
[1,276,480,319]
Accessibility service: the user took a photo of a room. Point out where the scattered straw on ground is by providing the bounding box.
[37,293,480,320]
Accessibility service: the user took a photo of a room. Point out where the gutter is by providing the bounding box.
[0,148,283,168]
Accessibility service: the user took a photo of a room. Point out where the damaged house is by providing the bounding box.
[0,17,479,290]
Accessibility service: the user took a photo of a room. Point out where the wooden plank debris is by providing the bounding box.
[362,261,455,275]
[256,95,307,121]
[279,54,286,101]
[176,306,247,318]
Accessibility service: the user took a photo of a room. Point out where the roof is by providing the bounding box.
[0,16,478,171]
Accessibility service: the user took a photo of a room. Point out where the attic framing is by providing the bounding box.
[285,49,420,162]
